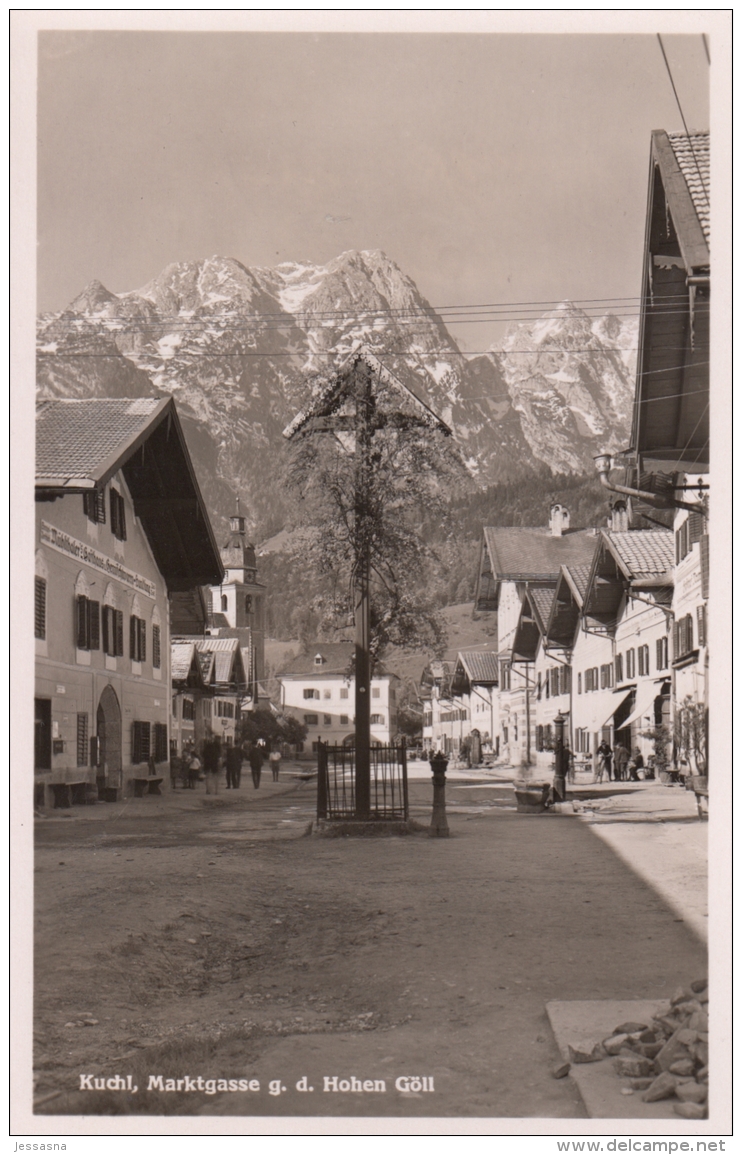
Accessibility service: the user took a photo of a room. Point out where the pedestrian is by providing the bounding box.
[225,743,243,790]
[248,742,264,789]
[613,742,629,781]
[269,745,282,782]
[596,739,613,783]
[203,737,221,795]
[628,747,644,781]
[187,746,201,789]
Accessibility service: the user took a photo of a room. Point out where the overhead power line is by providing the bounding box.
[656,33,710,206]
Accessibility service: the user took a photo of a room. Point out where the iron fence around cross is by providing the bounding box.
[316,740,409,821]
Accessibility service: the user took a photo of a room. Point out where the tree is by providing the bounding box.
[285,356,466,666]
[237,710,308,749]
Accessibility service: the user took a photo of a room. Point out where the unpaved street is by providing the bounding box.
[34,773,706,1119]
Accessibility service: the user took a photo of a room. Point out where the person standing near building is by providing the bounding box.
[269,745,282,782]
[596,739,613,783]
[613,741,629,782]
[248,742,264,789]
[203,737,221,795]
[225,743,243,789]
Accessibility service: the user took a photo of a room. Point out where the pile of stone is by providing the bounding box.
[605,978,709,1119]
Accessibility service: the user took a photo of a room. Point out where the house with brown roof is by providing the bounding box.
[34,397,223,807]
[171,636,248,748]
[277,642,399,752]
[449,650,500,762]
[474,504,598,768]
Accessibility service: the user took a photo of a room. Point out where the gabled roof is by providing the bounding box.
[528,588,556,633]
[278,642,354,678]
[602,530,674,581]
[174,635,246,687]
[36,397,223,591]
[665,131,710,257]
[561,564,592,607]
[283,345,452,440]
[171,641,205,687]
[450,650,499,693]
[583,530,673,627]
[475,526,598,610]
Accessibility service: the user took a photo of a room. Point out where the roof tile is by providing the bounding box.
[604,530,674,578]
[36,398,163,482]
[483,527,598,579]
[668,132,710,244]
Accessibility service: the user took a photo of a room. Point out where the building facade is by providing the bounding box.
[34,398,222,806]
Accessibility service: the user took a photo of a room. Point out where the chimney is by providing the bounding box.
[549,503,570,537]
[609,499,630,533]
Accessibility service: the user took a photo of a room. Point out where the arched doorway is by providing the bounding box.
[96,684,122,800]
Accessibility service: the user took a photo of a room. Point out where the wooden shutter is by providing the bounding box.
[615,653,623,683]
[131,720,150,763]
[138,618,147,663]
[76,714,89,766]
[153,723,168,763]
[700,535,709,600]
[152,624,161,669]
[688,510,705,546]
[130,616,138,659]
[34,577,46,639]
[76,595,89,649]
[656,638,664,670]
[88,601,100,650]
[101,606,110,655]
[114,609,124,656]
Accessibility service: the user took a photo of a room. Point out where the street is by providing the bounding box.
[33,769,707,1119]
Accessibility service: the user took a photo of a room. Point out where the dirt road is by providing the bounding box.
[33,774,706,1119]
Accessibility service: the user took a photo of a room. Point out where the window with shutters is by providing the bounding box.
[577,672,582,694]
[560,666,572,695]
[76,713,89,766]
[303,688,320,700]
[697,604,707,646]
[110,488,127,540]
[535,725,544,752]
[153,723,168,763]
[83,488,106,524]
[101,605,124,656]
[371,687,380,699]
[130,615,146,662]
[544,672,550,698]
[626,649,635,679]
[35,577,47,639]
[182,698,195,721]
[340,715,349,725]
[550,669,560,697]
[152,624,161,669]
[656,637,668,670]
[304,713,318,726]
[76,595,100,651]
[637,645,650,677]
[600,663,613,689]
[324,714,332,725]
[615,653,624,683]
[370,714,383,725]
[674,614,695,659]
[131,720,151,763]
[339,687,349,699]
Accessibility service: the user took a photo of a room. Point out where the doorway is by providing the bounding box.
[96,684,122,800]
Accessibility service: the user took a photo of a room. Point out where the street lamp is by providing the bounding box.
[553,710,568,802]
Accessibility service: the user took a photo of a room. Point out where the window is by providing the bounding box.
[323,689,332,699]
[615,653,624,684]
[575,728,590,754]
[152,624,161,669]
[600,664,613,690]
[130,615,146,662]
[637,645,650,677]
[535,725,544,752]
[303,688,320,700]
[153,723,169,763]
[550,669,560,697]
[83,489,106,524]
[245,595,253,613]
[110,488,127,540]
[372,687,380,699]
[584,668,593,693]
[656,637,668,670]
[203,699,212,718]
[560,666,571,695]
[500,661,511,691]
[216,701,234,718]
[323,714,332,726]
[674,614,695,660]
[370,714,383,725]
[76,713,88,766]
[577,672,582,695]
[35,577,46,640]
[131,720,151,763]
[536,672,542,700]
[182,698,195,721]
[340,687,349,700]
[304,713,318,726]
[76,595,100,651]
[544,673,550,699]
[340,715,349,725]
[221,594,228,612]
[102,607,124,656]
[696,605,707,647]
[626,649,635,679]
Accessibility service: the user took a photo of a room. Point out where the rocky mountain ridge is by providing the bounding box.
[37,250,637,538]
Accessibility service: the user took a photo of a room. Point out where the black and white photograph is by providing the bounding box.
[11,10,731,1145]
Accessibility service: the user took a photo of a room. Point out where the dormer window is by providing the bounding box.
[314,653,324,666]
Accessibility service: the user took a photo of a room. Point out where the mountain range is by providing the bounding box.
[37,250,637,540]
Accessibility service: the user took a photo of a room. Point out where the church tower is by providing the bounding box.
[206,510,266,705]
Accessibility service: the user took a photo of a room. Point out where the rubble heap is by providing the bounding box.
[606,978,709,1119]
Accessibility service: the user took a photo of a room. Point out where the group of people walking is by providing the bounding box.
[596,740,647,783]
[171,738,284,794]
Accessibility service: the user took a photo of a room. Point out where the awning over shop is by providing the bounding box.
[601,689,633,728]
[621,683,661,729]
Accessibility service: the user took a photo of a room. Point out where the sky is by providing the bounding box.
[36,27,710,350]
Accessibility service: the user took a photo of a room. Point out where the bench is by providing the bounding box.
[132,776,164,798]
